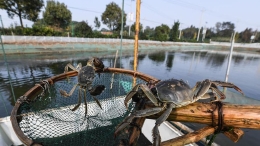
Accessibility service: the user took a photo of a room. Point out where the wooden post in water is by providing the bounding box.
[133,0,141,86]
[225,31,236,82]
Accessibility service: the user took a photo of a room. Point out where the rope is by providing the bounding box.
[207,101,224,146]
[213,101,224,134]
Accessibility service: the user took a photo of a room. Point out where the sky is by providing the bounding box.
[0,0,260,32]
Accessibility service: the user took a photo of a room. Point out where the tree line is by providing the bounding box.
[0,0,259,43]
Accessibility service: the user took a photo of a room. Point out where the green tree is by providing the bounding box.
[205,27,216,39]
[169,21,180,41]
[94,16,101,30]
[240,28,253,43]
[101,2,126,32]
[182,25,198,40]
[143,26,155,40]
[74,21,93,37]
[130,22,143,32]
[0,0,44,28]
[215,21,235,37]
[154,24,170,41]
[43,0,71,29]
[32,19,46,28]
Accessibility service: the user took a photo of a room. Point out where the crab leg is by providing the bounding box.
[210,87,226,100]
[64,63,79,73]
[91,96,102,110]
[194,79,211,98]
[76,63,82,70]
[192,81,201,92]
[64,63,80,81]
[114,106,164,137]
[83,89,88,117]
[71,89,82,111]
[60,84,79,97]
[211,81,244,95]
[153,103,173,146]
[124,84,142,108]
[124,84,159,108]
[140,84,159,107]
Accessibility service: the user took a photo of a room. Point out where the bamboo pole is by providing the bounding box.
[133,0,141,86]
[161,126,244,146]
[172,121,243,143]
[129,1,142,143]
[161,126,216,146]
[146,102,260,129]
[171,122,219,145]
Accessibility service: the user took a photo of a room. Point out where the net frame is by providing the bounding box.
[10,67,159,146]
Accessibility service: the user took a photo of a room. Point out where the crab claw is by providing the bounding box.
[88,85,105,110]
[114,115,135,138]
[124,84,141,108]
[89,85,105,96]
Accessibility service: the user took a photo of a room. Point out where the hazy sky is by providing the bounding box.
[0,0,259,32]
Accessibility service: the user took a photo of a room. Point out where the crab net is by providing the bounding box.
[11,68,158,146]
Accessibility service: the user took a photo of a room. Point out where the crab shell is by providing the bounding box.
[77,66,95,86]
[153,79,194,105]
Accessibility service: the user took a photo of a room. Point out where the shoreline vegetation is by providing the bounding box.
[1,36,260,55]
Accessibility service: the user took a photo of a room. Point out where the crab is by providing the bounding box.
[60,57,106,117]
[114,78,244,146]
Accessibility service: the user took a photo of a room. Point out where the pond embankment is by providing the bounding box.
[1,35,260,55]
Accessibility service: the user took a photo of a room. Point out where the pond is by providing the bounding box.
[1,49,260,145]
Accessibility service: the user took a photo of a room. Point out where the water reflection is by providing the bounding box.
[166,53,174,70]
[148,51,166,65]
[233,55,244,65]
[206,53,226,68]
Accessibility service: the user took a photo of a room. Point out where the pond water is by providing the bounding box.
[1,49,260,145]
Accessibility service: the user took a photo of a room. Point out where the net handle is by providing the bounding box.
[10,67,159,146]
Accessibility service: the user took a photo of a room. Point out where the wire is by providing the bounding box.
[142,2,175,22]
[68,6,102,14]
[163,0,259,29]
